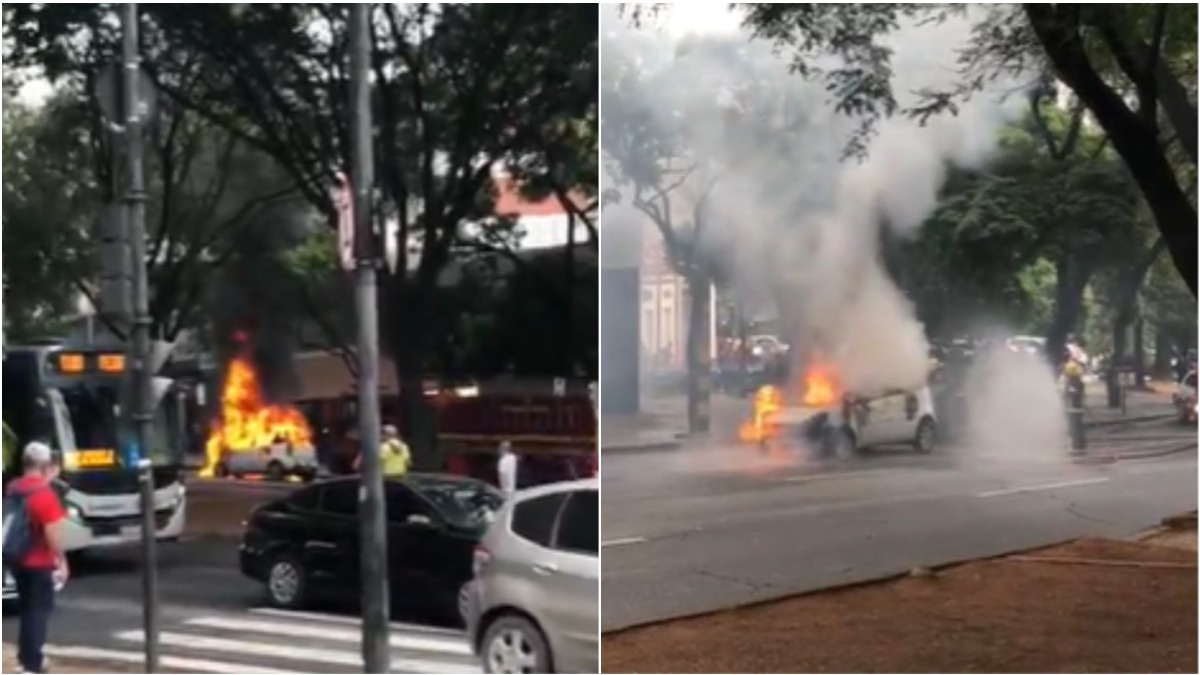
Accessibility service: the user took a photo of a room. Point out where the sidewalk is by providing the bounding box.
[604,513,1198,673]
[604,386,1175,453]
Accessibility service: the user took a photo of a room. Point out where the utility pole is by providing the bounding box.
[119,4,160,672]
[350,5,390,672]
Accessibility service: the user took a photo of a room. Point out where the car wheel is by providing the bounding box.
[482,615,552,674]
[914,417,936,454]
[265,554,307,609]
[266,461,285,482]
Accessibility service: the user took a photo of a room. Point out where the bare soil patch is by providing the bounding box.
[604,528,1198,673]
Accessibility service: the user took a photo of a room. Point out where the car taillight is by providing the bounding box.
[473,545,492,577]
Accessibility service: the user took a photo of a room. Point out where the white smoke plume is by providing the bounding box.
[605,6,1027,398]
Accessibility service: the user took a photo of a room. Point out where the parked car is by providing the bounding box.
[239,473,502,622]
[466,478,598,674]
[1174,371,1197,424]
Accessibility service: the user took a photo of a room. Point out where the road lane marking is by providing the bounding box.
[44,644,294,674]
[602,536,648,548]
[186,616,472,656]
[247,607,465,636]
[977,477,1111,499]
[114,630,480,675]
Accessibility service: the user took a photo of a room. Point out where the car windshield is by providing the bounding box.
[416,479,503,529]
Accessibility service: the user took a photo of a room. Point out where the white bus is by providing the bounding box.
[2,343,186,555]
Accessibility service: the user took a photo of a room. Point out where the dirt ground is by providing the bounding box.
[604,519,1198,674]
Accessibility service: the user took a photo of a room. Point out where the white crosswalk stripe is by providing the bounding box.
[46,607,482,674]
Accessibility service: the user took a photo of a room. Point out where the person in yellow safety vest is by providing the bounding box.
[354,424,412,477]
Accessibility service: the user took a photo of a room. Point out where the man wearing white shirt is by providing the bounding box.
[497,441,518,497]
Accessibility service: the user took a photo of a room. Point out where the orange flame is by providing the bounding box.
[200,351,313,477]
[739,385,783,443]
[802,361,842,408]
[738,360,845,445]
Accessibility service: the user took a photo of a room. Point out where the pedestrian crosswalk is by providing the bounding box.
[43,607,482,674]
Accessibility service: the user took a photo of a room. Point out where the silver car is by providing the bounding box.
[467,478,598,674]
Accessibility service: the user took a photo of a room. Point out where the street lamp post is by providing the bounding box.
[119,4,161,672]
[349,5,390,673]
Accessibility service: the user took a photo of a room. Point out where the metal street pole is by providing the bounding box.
[120,4,160,672]
[350,5,390,673]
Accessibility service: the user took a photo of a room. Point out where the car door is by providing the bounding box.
[385,482,441,607]
[544,489,599,674]
[867,391,909,446]
[307,481,361,593]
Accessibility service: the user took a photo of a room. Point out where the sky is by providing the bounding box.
[660,2,740,39]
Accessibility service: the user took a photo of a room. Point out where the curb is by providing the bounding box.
[1086,412,1174,428]
[1081,441,1197,464]
[602,529,1182,636]
[602,438,685,454]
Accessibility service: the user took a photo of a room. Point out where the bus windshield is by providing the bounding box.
[54,382,121,452]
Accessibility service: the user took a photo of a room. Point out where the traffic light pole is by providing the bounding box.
[120,4,161,672]
[349,5,390,673]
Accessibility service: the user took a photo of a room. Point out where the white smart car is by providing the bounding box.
[776,387,938,457]
[213,441,319,482]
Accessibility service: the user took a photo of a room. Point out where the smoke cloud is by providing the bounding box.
[605,6,1027,398]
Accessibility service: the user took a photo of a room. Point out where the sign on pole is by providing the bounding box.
[553,377,567,398]
[334,172,355,272]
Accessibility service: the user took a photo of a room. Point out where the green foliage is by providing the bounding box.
[2,97,99,339]
[738,3,1197,295]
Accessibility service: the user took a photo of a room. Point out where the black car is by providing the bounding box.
[240,473,503,623]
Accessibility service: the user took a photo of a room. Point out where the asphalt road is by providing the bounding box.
[2,481,481,674]
[601,419,1198,632]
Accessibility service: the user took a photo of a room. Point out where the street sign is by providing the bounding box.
[553,377,566,397]
[334,172,355,272]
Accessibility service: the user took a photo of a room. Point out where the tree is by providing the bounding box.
[603,27,812,431]
[738,3,1198,295]
[6,4,597,465]
[1,6,304,343]
[3,96,97,339]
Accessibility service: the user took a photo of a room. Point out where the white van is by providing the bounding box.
[776,387,938,457]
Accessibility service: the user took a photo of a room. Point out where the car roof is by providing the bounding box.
[509,477,598,502]
[314,472,489,490]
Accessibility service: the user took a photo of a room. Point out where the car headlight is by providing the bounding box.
[66,503,84,523]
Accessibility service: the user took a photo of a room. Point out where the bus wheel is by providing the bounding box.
[266,461,285,482]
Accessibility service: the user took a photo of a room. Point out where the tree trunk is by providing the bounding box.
[1046,254,1091,368]
[1133,315,1147,386]
[1154,329,1172,376]
[1111,315,1129,364]
[384,279,439,470]
[1027,5,1199,297]
[685,274,713,435]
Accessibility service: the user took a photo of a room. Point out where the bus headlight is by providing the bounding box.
[66,503,84,523]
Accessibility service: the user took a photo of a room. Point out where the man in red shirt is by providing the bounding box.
[7,441,69,674]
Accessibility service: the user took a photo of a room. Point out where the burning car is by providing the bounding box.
[203,346,320,482]
[741,362,938,458]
